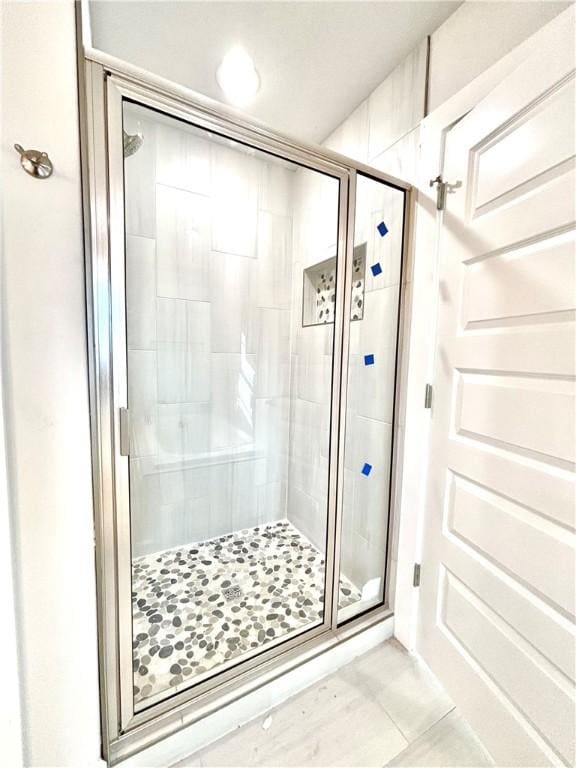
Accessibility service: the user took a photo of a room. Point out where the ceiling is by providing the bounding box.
[89,1,461,143]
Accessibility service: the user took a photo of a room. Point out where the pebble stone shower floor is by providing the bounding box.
[132,520,361,706]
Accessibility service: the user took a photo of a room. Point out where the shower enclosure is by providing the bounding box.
[84,55,411,762]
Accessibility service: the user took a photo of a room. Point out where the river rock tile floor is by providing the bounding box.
[132,520,360,707]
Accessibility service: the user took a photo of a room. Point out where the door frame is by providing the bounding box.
[80,49,414,763]
[393,5,574,654]
[107,70,352,734]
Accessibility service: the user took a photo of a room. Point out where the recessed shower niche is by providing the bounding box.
[84,60,410,758]
[302,243,367,326]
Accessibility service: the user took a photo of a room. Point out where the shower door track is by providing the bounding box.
[80,47,413,765]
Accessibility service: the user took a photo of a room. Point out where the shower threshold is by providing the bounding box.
[131,520,361,707]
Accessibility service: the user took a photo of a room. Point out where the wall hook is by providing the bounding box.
[14,143,53,179]
[429,174,462,211]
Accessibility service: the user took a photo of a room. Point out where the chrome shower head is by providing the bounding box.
[123,129,144,158]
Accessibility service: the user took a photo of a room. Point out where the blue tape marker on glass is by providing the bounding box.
[364,354,375,366]
[361,462,372,476]
[371,262,382,277]
[377,221,388,237]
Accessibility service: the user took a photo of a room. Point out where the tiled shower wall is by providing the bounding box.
[323,38,426,178]
[286,166,405,592]
[317,41,427,591]
[124,108,294,556]
[286,170,339,554]
[283,36,422,585]
[340,179,404,593]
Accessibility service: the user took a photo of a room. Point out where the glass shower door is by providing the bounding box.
[121,101,342,709]
[337,173,406,622]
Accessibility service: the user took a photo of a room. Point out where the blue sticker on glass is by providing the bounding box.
[370,262,382,277]
[364,354,375,366]
[361,462,373,476]
[377,221,389,237]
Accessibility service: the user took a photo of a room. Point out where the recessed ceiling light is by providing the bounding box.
[216,46,260,107]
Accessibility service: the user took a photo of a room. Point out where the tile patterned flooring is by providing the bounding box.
[171,640,494,768]
[132,520,360,706]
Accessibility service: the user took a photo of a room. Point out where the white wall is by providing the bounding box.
[1,1,102,766]
[0,220,23,760]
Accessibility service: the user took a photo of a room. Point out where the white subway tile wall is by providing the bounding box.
[322,44,421,608]
[124,104,339,560]
[367,39,427,161]
[286,161,405,614]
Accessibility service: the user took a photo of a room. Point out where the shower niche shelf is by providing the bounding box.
[302,242,367,327]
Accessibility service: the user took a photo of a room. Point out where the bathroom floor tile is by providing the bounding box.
[132,520,360,706]
[337,640,454,743]
[386,709,495,767]
[183,672,407,767]
[171,641,490,768]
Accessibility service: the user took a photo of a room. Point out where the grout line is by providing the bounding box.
[382,705,457,767]
[423,35,431,118]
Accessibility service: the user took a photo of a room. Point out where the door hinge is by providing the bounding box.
[429,175,462,211]
[119,407,130,457]
[424,383,433,409]
[413,563,421,587]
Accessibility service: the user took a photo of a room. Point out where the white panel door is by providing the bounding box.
[417,17,575,768]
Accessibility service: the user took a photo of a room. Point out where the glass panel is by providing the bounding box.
[122,102,340,709]
[338,173,405,623]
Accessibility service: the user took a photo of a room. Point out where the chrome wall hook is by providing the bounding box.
[14,143,53,179]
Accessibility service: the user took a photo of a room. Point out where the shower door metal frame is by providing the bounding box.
[81,50,413,764]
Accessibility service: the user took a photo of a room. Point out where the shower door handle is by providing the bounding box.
[119,407,130,457]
